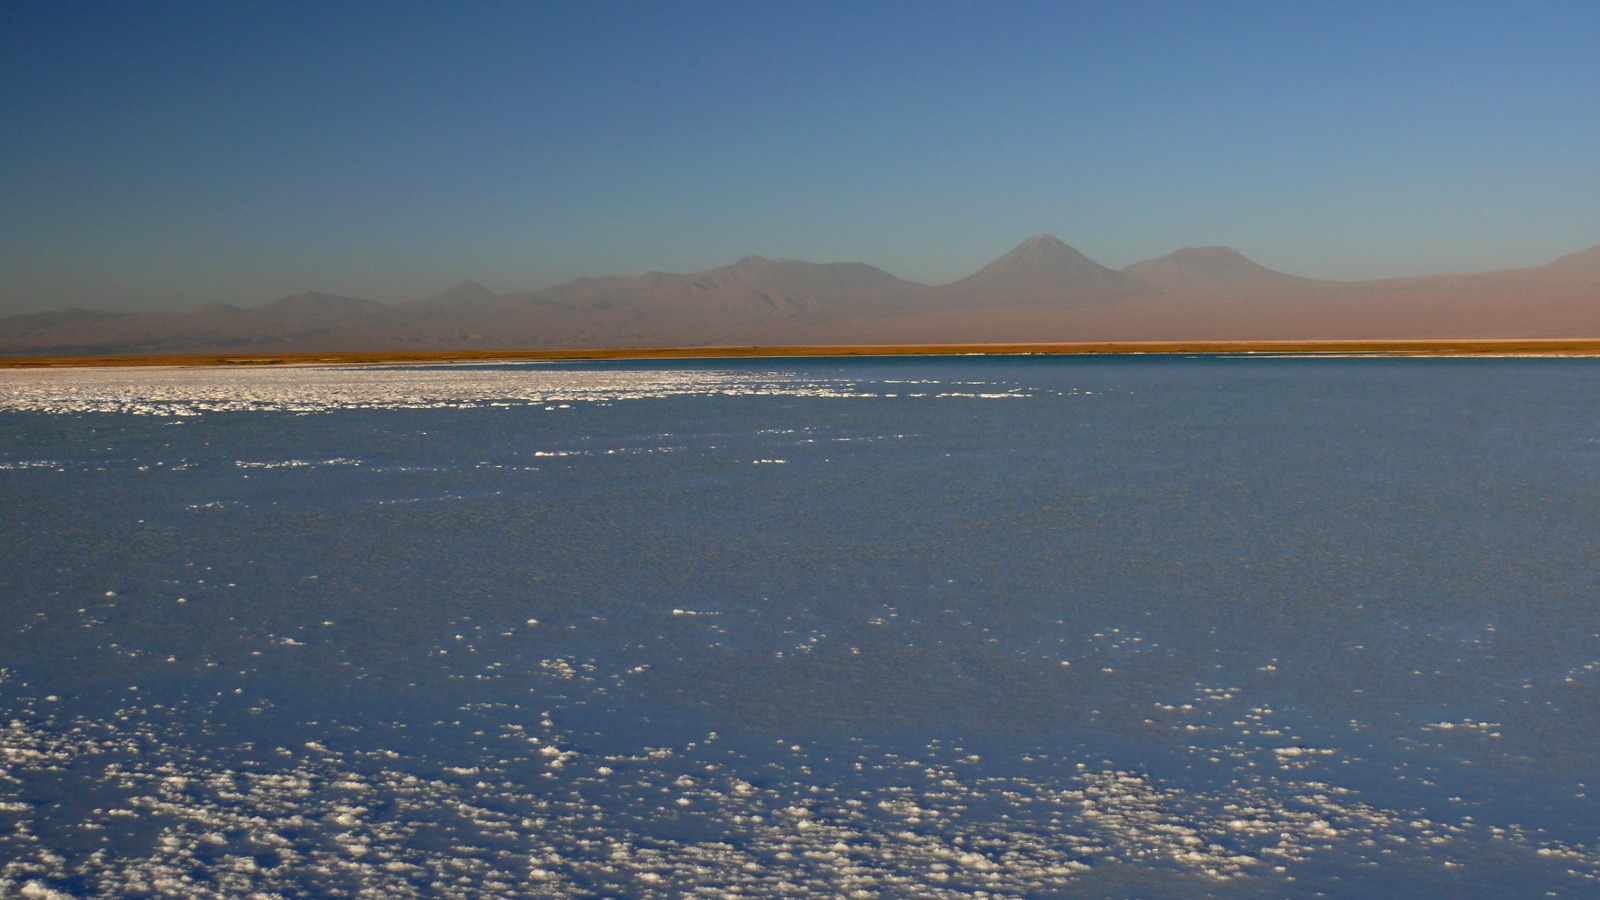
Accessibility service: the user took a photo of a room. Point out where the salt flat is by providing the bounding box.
[3,356,1599,897]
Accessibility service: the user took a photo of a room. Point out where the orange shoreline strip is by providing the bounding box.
[4,339,1600,368]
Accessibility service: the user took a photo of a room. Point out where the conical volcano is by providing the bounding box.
[936,234,1146,306]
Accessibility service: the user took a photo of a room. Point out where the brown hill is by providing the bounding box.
[521,257,922,316]
[1121,246,1313,290]
[402,281,502,317]
[447,257,930,349]
[245,292,387,326]
[1545,245,1600,273]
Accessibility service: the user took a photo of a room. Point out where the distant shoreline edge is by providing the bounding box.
[6,339,1600,369]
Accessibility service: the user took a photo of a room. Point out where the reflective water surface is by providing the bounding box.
[3,356,1600,897]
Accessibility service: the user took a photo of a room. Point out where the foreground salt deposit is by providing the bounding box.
[5,667,1598,897]
[0,363,1035,416]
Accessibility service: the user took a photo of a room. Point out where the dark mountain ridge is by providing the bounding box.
[2,235,1597,355]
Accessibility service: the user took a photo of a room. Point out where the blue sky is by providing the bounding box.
[2,0,1596,314]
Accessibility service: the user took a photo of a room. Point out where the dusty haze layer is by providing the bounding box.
[2,237,1597,357]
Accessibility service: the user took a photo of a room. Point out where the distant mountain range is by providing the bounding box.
[3,235,1598,356]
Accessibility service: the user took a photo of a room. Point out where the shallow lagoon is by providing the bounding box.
[3,355,1600,897]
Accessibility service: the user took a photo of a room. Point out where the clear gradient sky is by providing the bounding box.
[2,0,1597,315]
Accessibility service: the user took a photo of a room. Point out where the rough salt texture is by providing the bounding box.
[0,363,1033,416]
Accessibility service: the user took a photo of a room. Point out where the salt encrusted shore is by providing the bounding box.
[5,339,1600,369]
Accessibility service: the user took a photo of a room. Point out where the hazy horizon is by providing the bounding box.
[3,1,1597,315]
